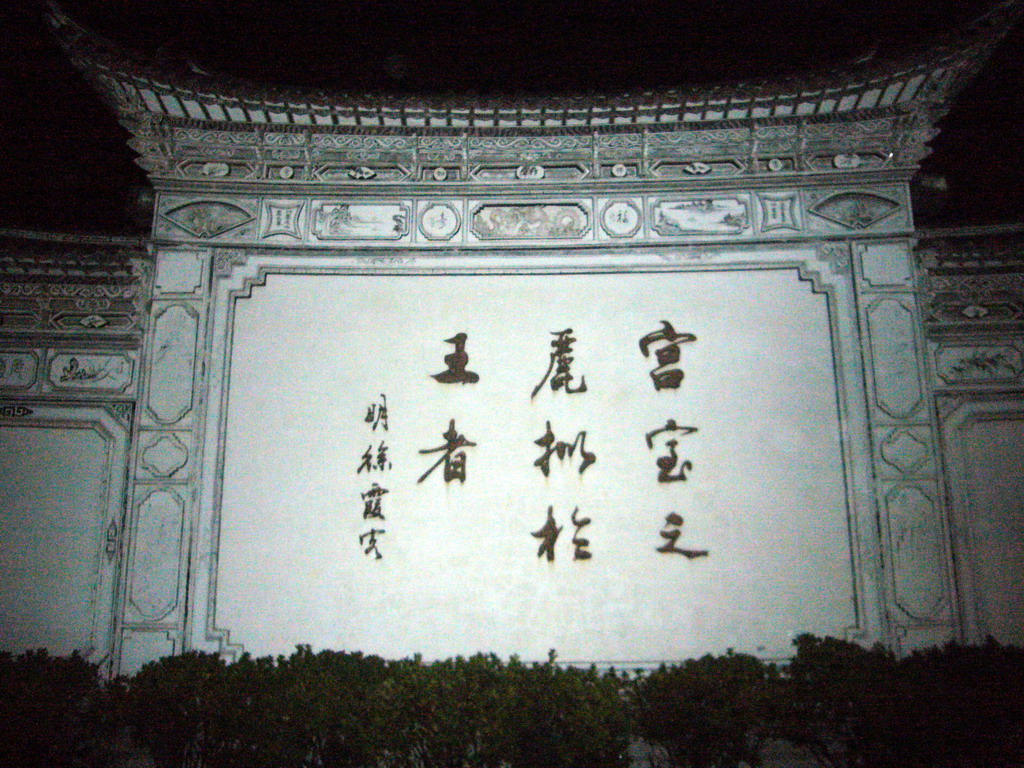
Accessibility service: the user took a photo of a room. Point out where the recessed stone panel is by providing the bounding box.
[128,489,185,623]
[146,304,199,425]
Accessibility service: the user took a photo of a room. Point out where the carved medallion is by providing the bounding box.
[880,429,930,475]
[601,201,642,237]
[419,203,461,241]
[758,193,801,232]
[140,433,190,478]
[809,192,900,229]
[162,201,255,239]
[261,201,305,239]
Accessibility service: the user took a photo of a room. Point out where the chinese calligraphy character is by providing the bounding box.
[656,513,708,558]
[0,358,23,379]
[571,507,592,561]
[639,320,696,390]
[364,394,389,431]
[645,419,698,482]
[532,506,562,562]
[534,421,596,477]
[359,528,386,560]
[361,483,388,519]
[417,419,477,483]
[431,333,479,384]
[357,441,392,473]
[531,328,588,398]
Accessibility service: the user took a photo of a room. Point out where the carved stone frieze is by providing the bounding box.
[919,233,1024,336]
[0,235,149,343]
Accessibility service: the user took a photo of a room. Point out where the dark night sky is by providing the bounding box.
[2,0,1023,234]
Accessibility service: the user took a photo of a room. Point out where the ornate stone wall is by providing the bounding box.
[3,3,1020,672]
[4,210,1022,673]
[918,229,1024,647]
[0,233,148,671]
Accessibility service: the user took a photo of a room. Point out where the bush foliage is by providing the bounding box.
[2,636,1022,768]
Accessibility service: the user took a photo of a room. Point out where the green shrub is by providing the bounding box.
[9,635,1022,768]
[498,657,630,768]
[635,650,775,768]
[770,634,902,768]
[895,639,1024,768]
[0,649,114,768]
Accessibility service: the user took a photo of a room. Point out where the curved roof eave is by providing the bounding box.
[47,0,1021,134]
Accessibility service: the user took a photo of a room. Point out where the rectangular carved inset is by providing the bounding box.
[146,304,199,425]
[651,197,750,236]
[47,352,134,394]
[155,250,206,295]
[866,298,923,420]
[310,202,410,240]
[470,203,590,240]
[128,489,185,624]
[0,351,38,390]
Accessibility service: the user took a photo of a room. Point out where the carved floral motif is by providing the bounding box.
[936,346,1023,384]
[471,204,589,240]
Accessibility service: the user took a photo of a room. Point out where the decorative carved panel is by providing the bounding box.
[146,304,199,425]
[129,489,185,623]
[866,298,922,419]
[47,352,134,393]
[886,485,948,622]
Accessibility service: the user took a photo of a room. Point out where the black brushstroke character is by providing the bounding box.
[361,483,388,520]
[365,394,389,431]
[359,528,386,560]
[571,507,592,561]
[534,422,596,477]
[532,328,588,398]
[639,321,696,390]
[656,513,708,558]
[645,419,698,482]
[432,333,479,384]
[418,419,477,483]
[532,506,562,562]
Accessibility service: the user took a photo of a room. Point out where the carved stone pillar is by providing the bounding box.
[119,247,210,674]
[852,239,955,651]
